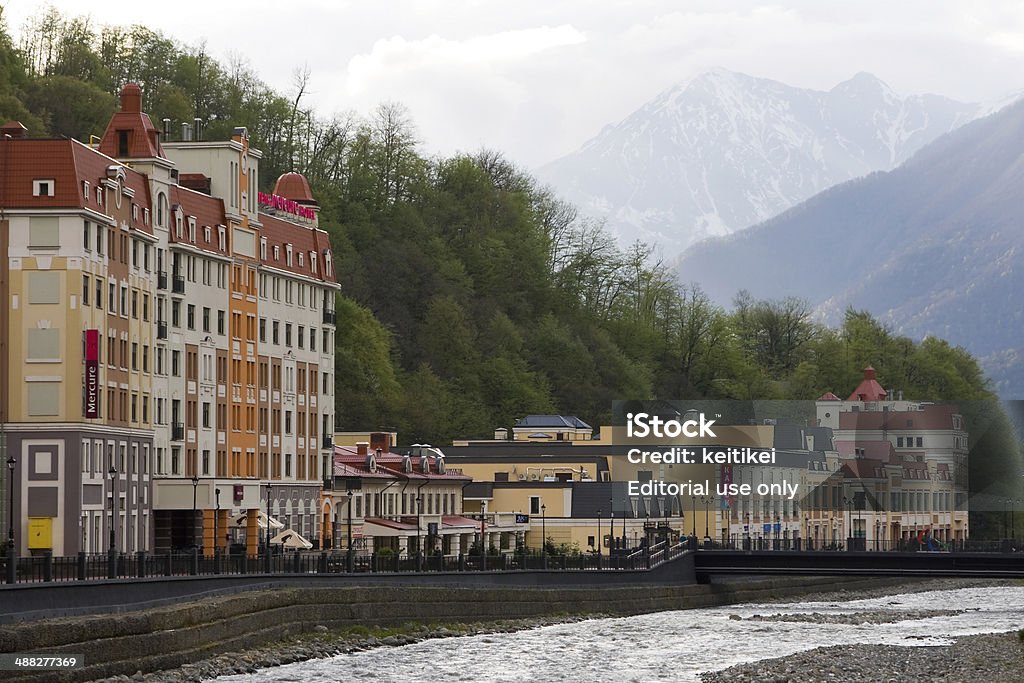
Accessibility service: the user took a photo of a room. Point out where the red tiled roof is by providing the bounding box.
[97,84,165,160]
[273,172,315,203]
[259,212,337,284]
[168,185,229,257]
[0,138,152,239]
[818,392,841,401]
[838,404,962,431]
[839,457,886,479]
[335,446,471,481]
[835,440,896,461]
[847,366,887,401]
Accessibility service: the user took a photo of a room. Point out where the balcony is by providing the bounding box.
[172,274,186,294]
[172,423,184,441]
[322,308,336,326]
[156,321,168,340]
[322,433,333,449]
[322,477,333,491]
[157,271,168,290]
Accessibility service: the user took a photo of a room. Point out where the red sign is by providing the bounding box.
[257,191,316,221]
[84,330,99,418]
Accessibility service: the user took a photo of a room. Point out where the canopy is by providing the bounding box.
[230,511,285,531]
[271,529,313,549]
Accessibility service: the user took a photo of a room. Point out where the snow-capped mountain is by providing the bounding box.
[675,97,1024,397]
[537,69,982,254]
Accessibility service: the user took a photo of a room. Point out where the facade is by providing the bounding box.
[0,84,338,556]
[325,434,489,556]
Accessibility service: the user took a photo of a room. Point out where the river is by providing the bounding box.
[215,586,1024,682]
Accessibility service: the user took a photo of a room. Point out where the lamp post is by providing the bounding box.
[5,455,13,585]
[703,496,712,539]
[6,456,15,549]
[108,465,117,551]
[191,475,199,548]
[843,496,853,548]
[596,509,602,559]
[480,500,487,572]
[265,482,273,573]
[415,494,423,571]
[214,487,221,566]
[541,504,547,565]
[346,490,354,572]
[691,496,697,537]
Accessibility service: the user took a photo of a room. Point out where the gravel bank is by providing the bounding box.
[703,579,1024,683]
[699,632,1024,683]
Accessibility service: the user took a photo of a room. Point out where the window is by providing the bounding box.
[202,402,211,429]
[171,350,181,377]
[142,345,149,373]
[83,220,91,250]
[217,310,226,335]
[297,326,304,349]
[28,217,59,248]
[916,437,923,447]
[96,279,103,309]
[285,323,292,347]
[259,318,266,343]
[171,300,181,327]
[131,290,138,319]
[187,304,196,330]
[32,179,55,197]
[108,282,116,312]
[310,328,316,352]
[82,275,90,306]
[96,225,103,255]
[142,294,149,321]
[272,321,279,345]
[202,307,211,333]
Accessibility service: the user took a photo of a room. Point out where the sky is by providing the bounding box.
[3,1,1024,169]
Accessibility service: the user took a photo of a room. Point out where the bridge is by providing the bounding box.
[693,549,1024,581]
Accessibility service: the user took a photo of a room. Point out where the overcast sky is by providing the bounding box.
[4,1,1024,168]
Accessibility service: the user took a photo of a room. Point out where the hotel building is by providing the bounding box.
[0,84,339,557]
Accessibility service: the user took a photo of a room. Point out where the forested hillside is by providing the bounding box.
[0,9,1000,445]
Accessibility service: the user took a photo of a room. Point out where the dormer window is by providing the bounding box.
[297,252,304,268]
[286,244,293,267]
[204,226,211,244]
[143,207,150,225]
[188,218,196,243]
[96,186,103,205]
[82,181,90,199]
[132,204,139,221]
[273,245,280,261]
[259,237,266,260]
[218,226,226,251]
[175,211,183,238]
[324,250,332,276]
[310,252,317,273]
[33,179,55,197]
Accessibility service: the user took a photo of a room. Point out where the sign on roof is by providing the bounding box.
[258,191,315,220]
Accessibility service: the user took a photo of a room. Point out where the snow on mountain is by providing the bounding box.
[537,70,982,255]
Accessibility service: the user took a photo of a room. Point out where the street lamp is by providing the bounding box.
[6,456,15,550]
[480,500,487,571]
[191,475,199,548]
[266,482,273,572]
[703,496,712,539]
[415,494,422,570]
[596,509,602,558]
[346,489,354,572]
[541,504,547,555]
[214,487,221,559]
[108,465,117,551]
[691,496,697,537]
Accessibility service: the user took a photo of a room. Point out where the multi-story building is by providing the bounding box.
[0,83,339,556]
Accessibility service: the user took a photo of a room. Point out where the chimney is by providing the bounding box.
[1,121,28,139]
[181,122,192,142]
[194,117,203,141]
[370,432,390,453]
[356,441,368,457]
[119,84,143,114]
[162,118,171,140]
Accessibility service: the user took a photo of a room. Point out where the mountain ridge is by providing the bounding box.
[537,69,982,255]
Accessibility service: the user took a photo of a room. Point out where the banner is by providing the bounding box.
[84,330,99,418]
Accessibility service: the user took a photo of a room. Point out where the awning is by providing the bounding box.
[271,529,313,549]
[231,511,285,531]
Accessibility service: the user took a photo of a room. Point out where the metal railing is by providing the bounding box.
[0,544,686,586]
[172,274,185,294]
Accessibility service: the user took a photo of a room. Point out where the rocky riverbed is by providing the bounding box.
[699,631,1024,683]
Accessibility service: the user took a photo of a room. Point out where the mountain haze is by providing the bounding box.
[538,69,980,254]
[676,98,1024,397]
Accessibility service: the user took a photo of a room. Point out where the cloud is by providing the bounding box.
[345,25,587,97]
